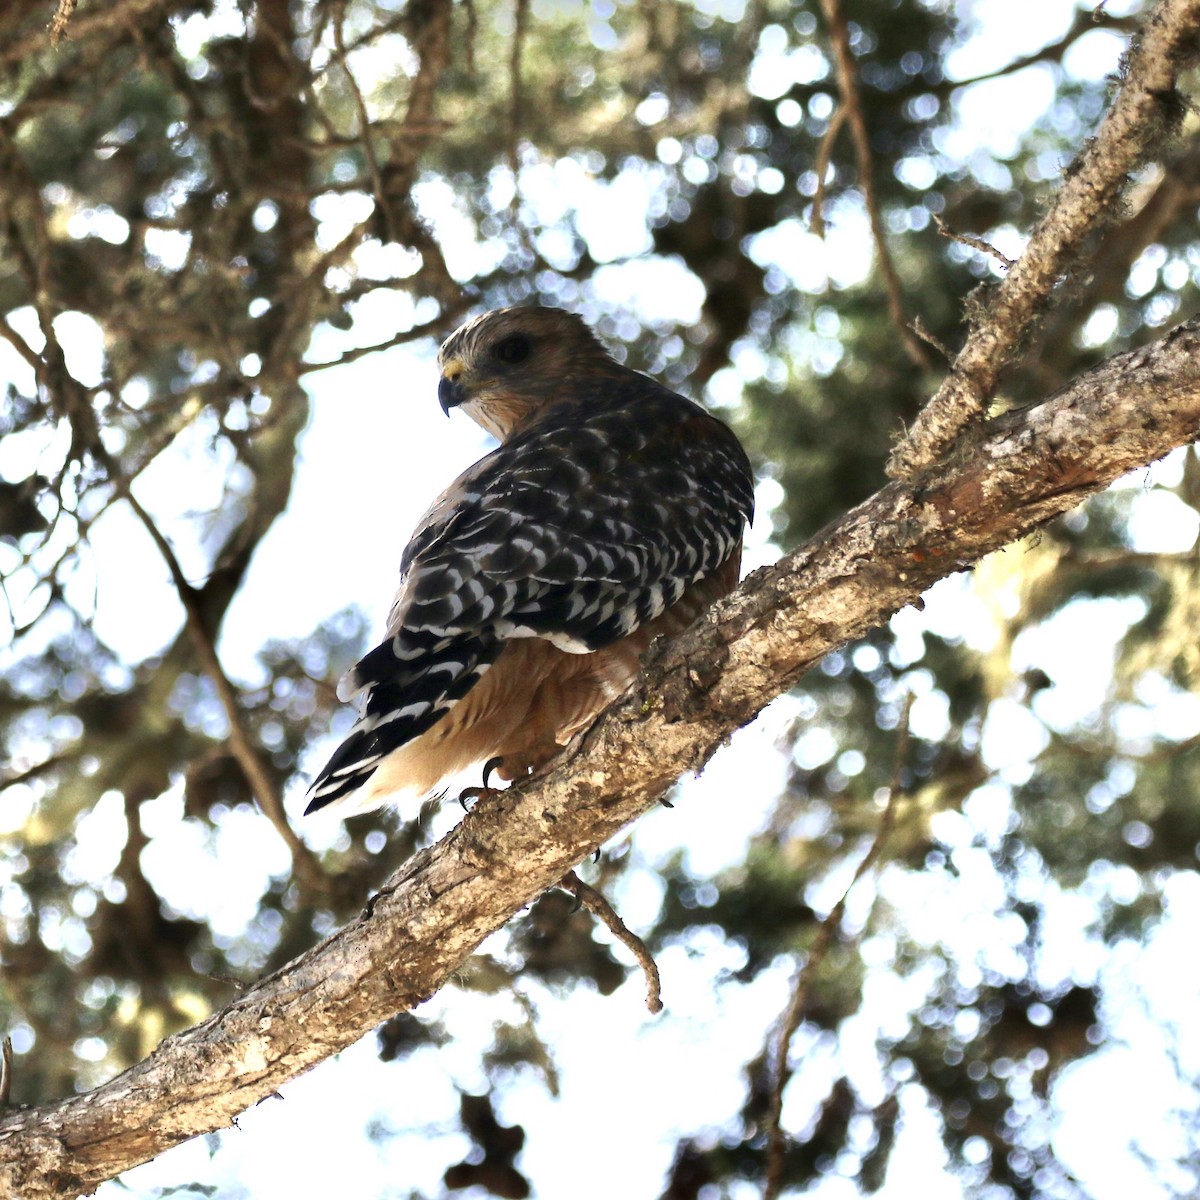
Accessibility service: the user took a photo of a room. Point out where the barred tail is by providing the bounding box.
[305,631,499,812]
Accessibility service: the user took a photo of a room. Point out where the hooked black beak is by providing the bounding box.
[438,374,467,416]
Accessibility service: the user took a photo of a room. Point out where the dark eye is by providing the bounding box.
[492,333,532,365]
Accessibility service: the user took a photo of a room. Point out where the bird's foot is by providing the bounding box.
[457,785,492,812]
[457,756,508,811]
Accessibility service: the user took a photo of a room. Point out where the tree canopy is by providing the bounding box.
[3,0,1200,1197]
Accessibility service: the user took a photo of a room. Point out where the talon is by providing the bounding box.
[658,796,675,809]
[458,785,488,811]
[592,848,601,864]
[481,755,504,788]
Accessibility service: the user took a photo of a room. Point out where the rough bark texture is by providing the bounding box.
[887,0,1200,479]
[3,313,1200,1199]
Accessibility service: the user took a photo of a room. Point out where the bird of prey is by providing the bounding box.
[306,306,754,816]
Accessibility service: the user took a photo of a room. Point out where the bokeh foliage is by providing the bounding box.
[3,0,1200,1196]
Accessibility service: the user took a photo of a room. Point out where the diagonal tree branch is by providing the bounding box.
[4,311,1200,1199]
[888,0,1200,480]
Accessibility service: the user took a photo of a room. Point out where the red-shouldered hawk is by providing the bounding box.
[306,306,754,816]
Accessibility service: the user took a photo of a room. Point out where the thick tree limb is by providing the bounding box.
[888,0,1200,480]
[3,312,1200,1197]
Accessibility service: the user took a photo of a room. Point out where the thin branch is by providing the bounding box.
[0,318,41,372]
[817,0,931,371]
[5,312,1200,1198]
[48,0,77,44]
[889,0,1200,480]
[508,0,529,185]
[558,870,663,1014]
[909,315,955,363]
[332,1,395,243]
[809,105,847,239]
[114,484,333,898]
[934,214,1016,270]
[762,696,911,1200]
[940,8,1138,97]
[503,0,552,276]
[0,753,74,794]
[0,1038,12,1108]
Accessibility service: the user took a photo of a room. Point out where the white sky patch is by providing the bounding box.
[66,205,130,246]
[980,696,1051,773]
[311,190,377,252]
[412,177,505,282]
[1012,596,1145,730]
[633,695,797,878]
[1061,26,1133,80]
[219,344,490,679]
[748,26,829,100]
[143,226,192,271]
[82,506,189,659]
[945,0,1079,77]
[589,256,707,324]
[1125,487,1200,552]
[748,211,875,294]
[573,169,657,261]
[944,66,1059,162]
[139,794,292,939]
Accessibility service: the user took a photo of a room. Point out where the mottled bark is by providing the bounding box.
[4,313,1200,1199]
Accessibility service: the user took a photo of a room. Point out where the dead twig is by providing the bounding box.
[48,0,77,44]
[809,105,847,239]
[558,869,663,1014]
[332,1,395,243]
[0,1038,12,1108]
[762,695,912,1200]
[114,484,333,898]
[934,214,1016,270]
[909,315,955,363]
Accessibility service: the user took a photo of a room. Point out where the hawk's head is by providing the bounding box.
[437,306,618,440]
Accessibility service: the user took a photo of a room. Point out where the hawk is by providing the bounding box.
[306,306,754,816]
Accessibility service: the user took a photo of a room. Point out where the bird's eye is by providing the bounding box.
[492,333,532,365]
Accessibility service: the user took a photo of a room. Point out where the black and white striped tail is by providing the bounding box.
[305,632,499,812]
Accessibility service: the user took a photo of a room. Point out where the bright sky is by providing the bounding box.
[4,1,1196,1197]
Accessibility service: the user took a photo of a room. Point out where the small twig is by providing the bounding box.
[332,1,395,243]
[558,869,663,1014]
[48,0,77,44]
[933,214,1016,270]
[508,0,529,182]
[817,0,931,371]
[762,695,913,1200]
[462,0,479,74]
[0,1037,13,1108]
[114,484,333,898]
[504,0,545,272]
[909,315,955,363]
[809,105,847,239]
[0,753,74,794]
[0,319,41,372]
